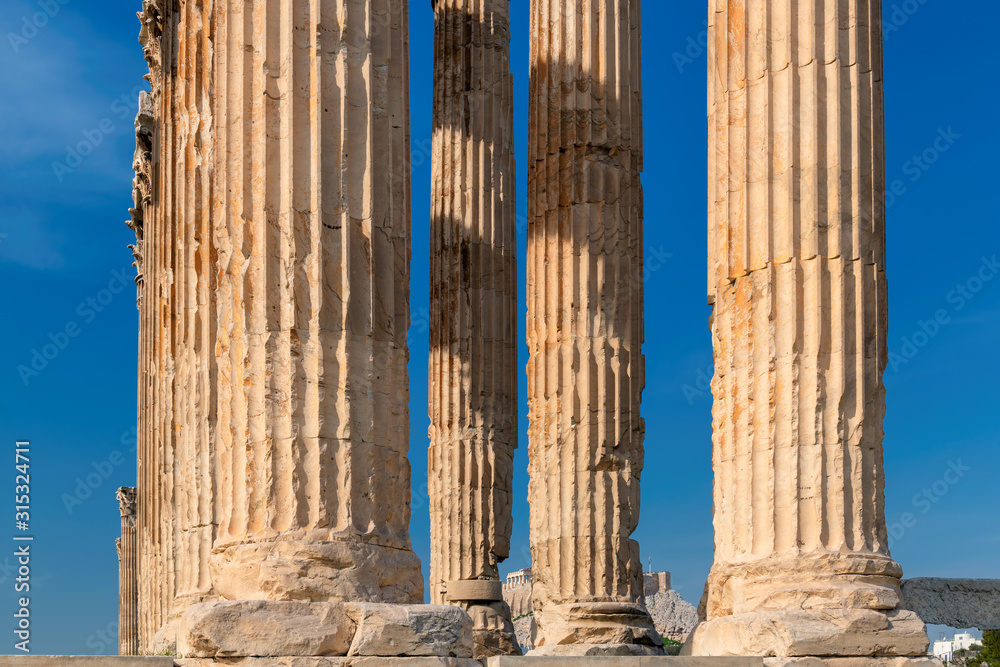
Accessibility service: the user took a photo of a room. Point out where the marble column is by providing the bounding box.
[428,0,521,659]
[525,0,660,654]
[690,0,933,661]
[118,488,139,656]
[133,0,218,653]
[206,0,422,608]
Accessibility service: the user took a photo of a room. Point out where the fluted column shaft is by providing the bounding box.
[429,0,520,657]
[134,0,217,652]
[118,488,139,656]
[209,0,422,604]
[704,0,897,616]
[526,0,658,650]
[695,1,930,659]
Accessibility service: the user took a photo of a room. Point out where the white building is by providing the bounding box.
[933,633,982,662]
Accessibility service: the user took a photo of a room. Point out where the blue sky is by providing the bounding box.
[0,0,997,656]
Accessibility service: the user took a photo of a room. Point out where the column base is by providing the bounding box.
[210,539,424,604]
[464,601,524,658]
[179,601,473,659]
[534,601,663,649]
[685,610,930,659]
[526,643,666,657]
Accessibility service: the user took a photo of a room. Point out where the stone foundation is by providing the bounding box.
[179,601,473,660]
[686,610,930,659]
[176,660,481,667]
[486,658,764,667]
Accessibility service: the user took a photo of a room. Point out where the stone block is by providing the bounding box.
[0,660,174,666]
[345,603,474,658]
[176,659,482,667]
[765,659,943,667]
[687,610,930,658]
[901,578,1000,630]
[178,601,356,658]
[486,657,764,667]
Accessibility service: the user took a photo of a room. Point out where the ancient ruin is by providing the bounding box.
[525,0,660,655]
[428,0,521,658]
[117,0,988,664]
[117,487,139,657]
[688,0,935,664]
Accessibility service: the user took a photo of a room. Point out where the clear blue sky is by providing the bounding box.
[0,0,997,656]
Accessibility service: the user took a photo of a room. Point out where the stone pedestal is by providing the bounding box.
[525,0,659,653]
[428,0,520,658]
[692,0,931,660]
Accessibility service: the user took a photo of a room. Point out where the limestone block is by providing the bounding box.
[178,601,356,658]
[209,541,423,604]
[687,610,929,658]
[345,604,474,658]
[765,659,943,667]
[527,644,666,657]
[485,658,764,667]
[176,659,482,667]
[900,578,1000,630]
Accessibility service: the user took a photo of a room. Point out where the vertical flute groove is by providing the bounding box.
[527,0,658,650]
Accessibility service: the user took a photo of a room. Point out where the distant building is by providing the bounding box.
[933,633,982,661]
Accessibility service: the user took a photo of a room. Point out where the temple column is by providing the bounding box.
[133,0,217,653]
[428,0,521,659]
[204,0,422,608]
[690,1,933,661]
[117,488,139,656]
[525,0,660,654]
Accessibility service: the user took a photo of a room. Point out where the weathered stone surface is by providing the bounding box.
[208,541,423,605]
[178,601,356,658]
[467,602,523,658]
[688,611,929,658]
[346,604,474,658]
[0,660,172,666]
[694,0,932,658]
[900,578,1000,630]
[765,659,943,667]
[428,0,520,658]
[133,0,218,653]
[526,0,658,652]
[208,0,423,609]
[647,590,699,643]
[176,659,482,667]
[118,487,139,656]
[486,658,764,667]
[527,645,668,657]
